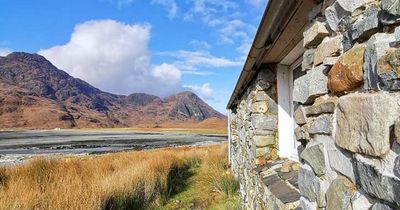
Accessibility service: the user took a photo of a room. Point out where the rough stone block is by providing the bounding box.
[377,48,400,90]
[328,44,365,93]
[323,56,339,66]
[300,143,328,176]
[355,154,400,206]
[257,68,276,83]
[382,0,400,16]
[303,21,329,48]
[336,0,373,13]
[300,197,318,210]
[266,96,278,114]
[255,91,268,102]
[314,36,343,66]
[255,135,275,147]
[308,115,333,135]
[327,147,356,183]
[298,164,330,207]
[302,49,315,71]
[251,102,268,113]
[364,32,397,90]
[371,203,395,210]
[326,176,356,210]
[256,147,271,158]
[336,93,400,157]
[325,1,351,32]
[351,4,380,41]
[293,65,329,104]
[251,115,277,131]
[255,80,271,91]
[294,105,307,125]
[350,190,374,210]
[305,101,336,116]
[295,125,310,142]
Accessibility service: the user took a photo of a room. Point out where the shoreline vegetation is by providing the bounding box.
[0,143,239,210]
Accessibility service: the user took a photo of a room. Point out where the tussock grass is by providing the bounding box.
[0,144,238,210]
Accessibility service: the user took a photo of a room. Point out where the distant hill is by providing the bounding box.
[0,52,226,129]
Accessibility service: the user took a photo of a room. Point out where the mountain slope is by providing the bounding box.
[0,52,225,129]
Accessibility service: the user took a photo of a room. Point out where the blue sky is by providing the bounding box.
[0,0,267,113]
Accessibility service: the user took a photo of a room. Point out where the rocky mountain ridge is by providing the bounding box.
[0,52,225,129]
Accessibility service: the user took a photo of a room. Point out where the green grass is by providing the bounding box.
[157,153,240,210]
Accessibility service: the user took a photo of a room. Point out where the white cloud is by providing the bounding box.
[184,83,214,100]
[189,40,211,50]
[182,0,257,58]
[159,50,242,71]
[152,63,181,86]
[39,20,182,97]
[0,48,12,56]
[151,0,178,19]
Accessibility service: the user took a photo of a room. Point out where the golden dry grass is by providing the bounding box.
[0,144,237,210]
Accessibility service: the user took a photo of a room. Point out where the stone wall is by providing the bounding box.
[230,68,282,209]
[295,0,400,209]
[229,0,400,209]
[230,69,303,209]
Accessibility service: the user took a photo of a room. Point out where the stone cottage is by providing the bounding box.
[227,0,400,209]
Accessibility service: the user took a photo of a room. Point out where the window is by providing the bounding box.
[277,59,303,161]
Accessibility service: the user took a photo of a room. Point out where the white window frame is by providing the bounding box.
[277,57,302,162]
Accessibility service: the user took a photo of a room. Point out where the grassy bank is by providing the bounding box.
[0,144,239,210]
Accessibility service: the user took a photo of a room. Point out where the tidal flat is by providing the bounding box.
[0,130,227,166]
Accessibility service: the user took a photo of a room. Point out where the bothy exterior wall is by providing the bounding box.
[295,0,400,209]
[230,69,301,209]
[229,0,400,209]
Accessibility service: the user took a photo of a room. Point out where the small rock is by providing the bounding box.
[294,105,307,125]
[295,124,310,142]
[350,190,374,210]
[252,102,268,113]
[256,147,272,158]
[355,154,400,206]
[328,44,365,93]
[303,21,330,48]
[302,49,315,71]
[327,147,356,183]
[300,143,328,176]
[257,68,276,83]
[251,115,277,131]
[395,156,400,178]
[293,65,329,104]
[371,203,395,210]
[281,161,293,173]
[298,164,330,207]
[323,56,339,66]
[255,80,272,91]
[255,135,275,147]
[382,0,400,16]
[255,91,268,102]
[364,31,398,90]
[377,48,400,90]
[308,115,333,135]
[314,36,343,66]
[325,2,351,32]
[351,4,380,41]
[326,176,356,210]
[305,101,336,116]
[336,0,373,13]
[300,196,318,210]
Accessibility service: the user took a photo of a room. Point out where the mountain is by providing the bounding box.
[0,52,226,129]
